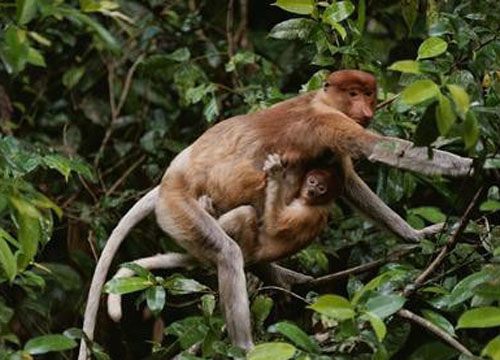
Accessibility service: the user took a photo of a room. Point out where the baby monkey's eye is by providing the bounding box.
[317,185,326,193]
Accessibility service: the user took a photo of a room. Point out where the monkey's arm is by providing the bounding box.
[262,154,287,233]
[367,137,474,177]
[343,171,442,242]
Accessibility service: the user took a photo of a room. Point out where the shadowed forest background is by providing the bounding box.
[1,0,500,359]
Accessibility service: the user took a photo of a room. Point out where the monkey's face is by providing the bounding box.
[323,70,377,127]
[301,174,329,205]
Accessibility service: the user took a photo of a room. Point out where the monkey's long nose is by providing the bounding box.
[307,189,315,197]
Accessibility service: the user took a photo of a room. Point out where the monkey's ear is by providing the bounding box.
[323,82,330,91]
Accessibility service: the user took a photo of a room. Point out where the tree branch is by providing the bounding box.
[397,309,472,356]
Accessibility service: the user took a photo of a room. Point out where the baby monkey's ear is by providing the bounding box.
[323,82,330,92]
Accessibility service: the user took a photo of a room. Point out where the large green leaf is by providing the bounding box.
[164,274,208,295]
[104,277,152,295]
[447,270,493,307]
[146,286,166,314]
[247,342,296,360]
[436,95,456,135]
[323,1,355,23]
[252,296,273,328]
[421,310,455,336]
[166,316,209,350]
[408,342,457,360]
[408,207,446,223]
[447,84,469,116]
[388,60,420,74]
[272,0,314,15]
[463,110,479,150]
[269,322,320,353]
[0,235,17,283]
[268,18,317,40]
[16,0,38,25]
[365,311,387,341]
[10,196,42,270]
[365,295,406,319]
[457,307,500,328]
[482,336,500,360]
[417,37,448,59]
[401,80,440,105]
[24,334,77,354]
[308,295,355,321]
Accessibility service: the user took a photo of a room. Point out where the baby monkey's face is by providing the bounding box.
[301,171,331,205]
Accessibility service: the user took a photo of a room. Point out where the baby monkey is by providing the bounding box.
[107,154,341,322]
[200,153,342,264]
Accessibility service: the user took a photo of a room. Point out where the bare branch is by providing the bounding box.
[397,309,472,356]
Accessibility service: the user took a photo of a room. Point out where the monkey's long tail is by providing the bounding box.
[78,186,159,360]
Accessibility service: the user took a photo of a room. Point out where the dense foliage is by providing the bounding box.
[1,0,500,359]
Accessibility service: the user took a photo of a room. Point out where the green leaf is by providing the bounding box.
[251,296,274,328]
[10,196,42,270]
[58,7,120,54]
[27,47,46,67]
[201,294,216,317]
[414,103,439,146]
[408,341,457,360]
[17,0,37,25]
[272,0,314,15]
[408,207,446,224]
[247,342,296,360]
[401,80,440,105]
[146,286,166,314]
[480,200,500,212]
[166,316,209,350]
[446,84,469,116]
[421,310,455,336]
[62,66,86,89]
[401,0,418,32]
[104,276,152,295]
[352,270,407,305]
[43,154,96,182]
[164,274,208,295]
[270,322,320,353]
[435,95,456,135]
[365,311,387,341]
[268,18,317,40]
[417,37,448,59]
[24,334,77,354]
[166,47,191,62]
[457,307,500,328]
[463,111,478,150]
[0,236,17,283]
[482,336,500,360]
[308,294,355,321]
[323,1,355,23]
[365,295,406,319]
[388,60,420,74]
[447,270,493,307]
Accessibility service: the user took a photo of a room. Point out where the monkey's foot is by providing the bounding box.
[263,153,284,177]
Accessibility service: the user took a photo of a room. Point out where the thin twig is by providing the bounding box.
[406,186,484,295]
[258,285,310,304]
[309,246,416,287]
[105,154,146,196]
[94,54,145,168]
[397,309,472,356]
[376,94,400,110]
[226,0,235,59]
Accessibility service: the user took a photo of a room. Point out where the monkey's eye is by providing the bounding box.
[317,185,326,193]
[348,90,358,97]
[365,91,373,97]
[308,177,317,185]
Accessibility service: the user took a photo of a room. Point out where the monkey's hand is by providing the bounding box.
[198,195,216,216]
[263,153,284,178]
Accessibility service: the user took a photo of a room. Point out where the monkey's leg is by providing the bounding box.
[156,186,254,350]
[344,171,443,242]
[107,253,198,322]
